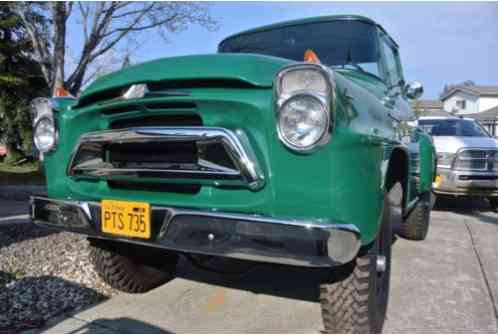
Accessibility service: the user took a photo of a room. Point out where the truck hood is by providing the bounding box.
[432,136,498,153]
[79,54,293,103]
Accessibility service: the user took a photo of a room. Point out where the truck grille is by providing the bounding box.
[453,148,498,171]
[75,80,254,109]
[67,127,265,191]
[110,114,202,129]
[108,141,198,165]
[101,102,197,116]
[108,180,201,194]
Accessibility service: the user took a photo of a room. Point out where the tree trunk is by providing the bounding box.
[51,3,67,96]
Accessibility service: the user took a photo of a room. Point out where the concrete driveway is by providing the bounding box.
[33,198,498,333]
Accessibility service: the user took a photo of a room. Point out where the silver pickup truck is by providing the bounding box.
[417,116,498,206]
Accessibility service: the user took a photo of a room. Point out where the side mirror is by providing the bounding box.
[405,81,424,99]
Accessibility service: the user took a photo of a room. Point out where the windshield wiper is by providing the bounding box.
[335,63,384,83]
[334,48,385,83]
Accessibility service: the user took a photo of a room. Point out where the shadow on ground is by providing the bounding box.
[68,318,173,334]
[0,221,56,249]
[0,275,107,333]
[174,257,326,303]
[433,195,489,211]
[433,195,498,226]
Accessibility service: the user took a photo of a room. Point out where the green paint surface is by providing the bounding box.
[42,17,434,246]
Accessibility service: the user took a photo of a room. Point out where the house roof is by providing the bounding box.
[440,85,498,101]
[417,109,454,118]
[411,100,444,109]
[467,106,498,121]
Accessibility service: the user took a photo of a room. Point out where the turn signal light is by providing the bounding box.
[54,87,70,97]
[304,49,321,64]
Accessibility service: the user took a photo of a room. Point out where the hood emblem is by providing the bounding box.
[123,84,148,100]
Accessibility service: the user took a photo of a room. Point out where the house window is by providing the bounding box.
[456,100,466,109]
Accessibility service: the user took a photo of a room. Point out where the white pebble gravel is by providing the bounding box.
[0,223,118,332]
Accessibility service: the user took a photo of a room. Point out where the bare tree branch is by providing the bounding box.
[9,1,219,96]
[77,2,89,41]
[65,2,73,21]
[10,3,52,86]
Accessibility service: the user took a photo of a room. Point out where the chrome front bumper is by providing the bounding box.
[30,196,361,267]
[434,168,498,196]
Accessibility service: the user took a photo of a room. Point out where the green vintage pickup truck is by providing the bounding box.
[30,15,435,333]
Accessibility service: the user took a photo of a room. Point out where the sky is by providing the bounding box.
[67,2,498,99]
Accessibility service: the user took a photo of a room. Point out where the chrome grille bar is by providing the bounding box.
[454,148,498,172]
[67,127,265,191]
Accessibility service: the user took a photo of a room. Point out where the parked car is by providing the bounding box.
[29,15,435,333]
[417,116,498,205]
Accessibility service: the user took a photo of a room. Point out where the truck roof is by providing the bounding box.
[219,15,398,49]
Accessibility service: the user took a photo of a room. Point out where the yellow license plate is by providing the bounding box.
[101,200,151,239]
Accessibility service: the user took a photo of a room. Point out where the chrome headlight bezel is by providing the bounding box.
[31,97,58,153]
[276,64,333,98]
[274,63,334,153]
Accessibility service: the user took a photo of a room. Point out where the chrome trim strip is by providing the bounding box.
[453,147,498,172]
[67,127,265,191]
[31,196,361,267]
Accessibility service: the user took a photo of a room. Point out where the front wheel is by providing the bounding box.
[319,190,394,333]
[397,191,431,241]
[88,239,179,293]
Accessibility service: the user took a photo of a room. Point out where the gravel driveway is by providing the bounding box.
[0,222,117,333]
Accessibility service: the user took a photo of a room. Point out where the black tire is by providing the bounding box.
[88,239,178,293]
[397,192,431,241]
[320,189,394,333]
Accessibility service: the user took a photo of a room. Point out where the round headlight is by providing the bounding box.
[277,94,329,151]
[34,117,57,153]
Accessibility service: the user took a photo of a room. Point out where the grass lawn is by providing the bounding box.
[0,160,45,185]
[0,161,40,174]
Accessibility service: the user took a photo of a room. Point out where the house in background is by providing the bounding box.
[411,99,450,117]
[440,85,498,115]
[438,85,498,136]
[470,106,498,136]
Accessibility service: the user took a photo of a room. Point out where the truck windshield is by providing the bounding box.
[418,119,489,137]
[218,20,382,78]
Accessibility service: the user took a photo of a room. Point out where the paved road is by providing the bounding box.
[0,200,29,222]
[0,185,44,223]
[2,197,498,333]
